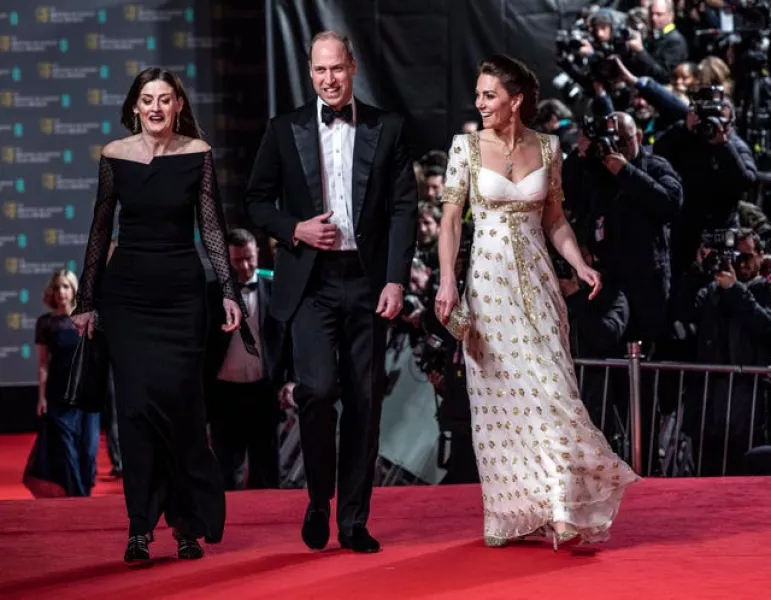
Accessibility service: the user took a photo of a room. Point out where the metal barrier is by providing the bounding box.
[575,342,771,477]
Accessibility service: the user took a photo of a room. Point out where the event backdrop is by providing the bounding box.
[0,1,267,386]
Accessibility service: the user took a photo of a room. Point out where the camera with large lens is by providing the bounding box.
[582,114,621,160]
[588,27,632,81]
[701,229,740,273]
[692,85,731,141]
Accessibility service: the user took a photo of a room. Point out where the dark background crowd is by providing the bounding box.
[396,0,771,480]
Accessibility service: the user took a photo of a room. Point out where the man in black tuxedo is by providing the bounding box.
[244,30,417,553]
[204,229,288,491]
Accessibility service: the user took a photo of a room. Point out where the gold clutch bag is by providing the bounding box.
[445,304,472,341]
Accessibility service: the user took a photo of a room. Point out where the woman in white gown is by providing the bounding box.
[435,55,640,550]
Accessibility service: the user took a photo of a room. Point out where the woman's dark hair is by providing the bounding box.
[478,54,540,125]
[120,67,202,138]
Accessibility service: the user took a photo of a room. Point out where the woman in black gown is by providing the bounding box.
[71,67,255,563]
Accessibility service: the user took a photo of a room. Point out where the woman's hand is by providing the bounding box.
[36,397,47,417]
[576,264,602,300]
[70,312,95,339]
[434,279,460,325]
[222,298,242,333]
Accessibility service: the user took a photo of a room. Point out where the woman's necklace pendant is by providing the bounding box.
[504,160,513,178]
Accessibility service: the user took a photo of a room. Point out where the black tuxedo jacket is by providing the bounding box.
[203,277,289,394]
[244,98,418,322]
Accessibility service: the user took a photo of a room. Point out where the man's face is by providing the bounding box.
[418,211,439,247]
[736,238,763,282]
[424,175,444,202]
[618,127,641,161]
[594,23,612,43]
[229,242,258,283]
[309,39,356,110]
[650,0,673,31]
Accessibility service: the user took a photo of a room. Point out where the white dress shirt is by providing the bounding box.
[317,96,357,251]
[217,273,263,383]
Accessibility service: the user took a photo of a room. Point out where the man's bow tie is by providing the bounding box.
[321,103,353,126]
[240,281,258,291]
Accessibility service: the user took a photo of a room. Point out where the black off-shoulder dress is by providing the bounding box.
[75,150,253,541]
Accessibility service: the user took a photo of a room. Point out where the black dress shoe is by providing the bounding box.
[301,505,330,550]
[339,525,381,553]
[124,534,151,563]
[176,537,204,559]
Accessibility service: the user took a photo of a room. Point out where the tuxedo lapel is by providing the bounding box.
[290,102,324,214]
[352,100,382,229]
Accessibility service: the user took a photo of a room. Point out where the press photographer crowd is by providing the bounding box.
[400,0,771,482]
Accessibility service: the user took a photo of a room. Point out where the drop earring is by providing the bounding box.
[133,113,139,132]
[175,113,180,132]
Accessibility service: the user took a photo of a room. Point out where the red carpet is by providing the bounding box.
[0,435,767,599]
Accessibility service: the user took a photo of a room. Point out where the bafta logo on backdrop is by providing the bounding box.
[124,5,138,21]
[42,174,56,191]
[0,36,10,52]
[90,145,103,162]
[5,258,19,274]
[0,92,13,107]
[1,148,15,164]
[85,33,99,51]
[35,7,50,23]
[43,229,58,246]
[7,313,21,330]
[3,203,17,219]
[40,118,54,135]
[38,63,53,79]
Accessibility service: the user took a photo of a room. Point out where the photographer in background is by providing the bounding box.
[556,248,630,450]
[655,85,758,277]
[627,0,689,83]
[564,112,683,350]
[673,229,771,475]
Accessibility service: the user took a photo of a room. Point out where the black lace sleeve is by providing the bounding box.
[197,151,258,356]
[74,156,117,314]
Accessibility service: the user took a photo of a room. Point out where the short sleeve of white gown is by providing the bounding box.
[442,134,470,206]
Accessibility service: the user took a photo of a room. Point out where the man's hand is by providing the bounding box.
[278,382,297,410]
[376,283,403,320]
[222,298,242,332]
[293,211,338,249]
[715,264,737,289]
[602,152,628,174]
[627,30,644,53]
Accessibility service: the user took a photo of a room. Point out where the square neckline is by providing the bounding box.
[474,130,547,186]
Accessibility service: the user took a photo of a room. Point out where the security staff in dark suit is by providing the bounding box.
[244,31,417,553]
[204,229,288,490]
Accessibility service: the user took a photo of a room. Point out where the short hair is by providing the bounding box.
[424,165,446,181]
[419,202,442,222]
[738,228,763,253]
[478,54,540,125]
[43,269,78,311]
[227,228,256,248]
[309,31,354,63]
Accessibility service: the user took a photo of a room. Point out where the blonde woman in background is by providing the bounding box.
[23,270,100,498]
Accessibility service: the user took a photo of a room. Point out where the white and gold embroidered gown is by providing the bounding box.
[442,131,640,545]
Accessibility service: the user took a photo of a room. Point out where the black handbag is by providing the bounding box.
[64,313,110,413]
